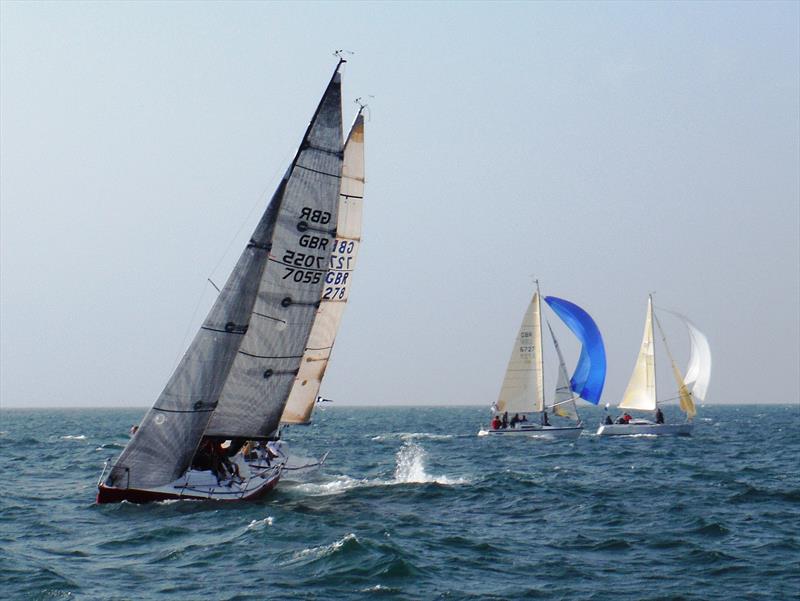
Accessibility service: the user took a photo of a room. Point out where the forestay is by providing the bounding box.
[544,296,607,405]
[497,292,544,415]
[107,64,344,489]
[619,297,657,411]
[280,111,365,425]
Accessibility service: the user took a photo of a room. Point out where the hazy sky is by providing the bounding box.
[2,1,798,409]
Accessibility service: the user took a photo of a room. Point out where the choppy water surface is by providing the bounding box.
[1,405,798,600]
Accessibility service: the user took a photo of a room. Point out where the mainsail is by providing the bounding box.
[497,292,544,414]
[619,296,657,411]
[108,63,345,489]
[280,110,365,424]
[544,296,606,405]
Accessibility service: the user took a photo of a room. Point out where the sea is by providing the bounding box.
[0,405,798,600]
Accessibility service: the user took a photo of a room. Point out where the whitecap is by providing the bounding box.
[371,432,454,442]
[247,516,273,530]
[293,533,357,561]
[60,435,87,441]
[392,441,468,485]
[360,584,400,593]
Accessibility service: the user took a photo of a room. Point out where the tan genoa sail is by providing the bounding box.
[653,310,696,418]
[618,296,657,411]
[280,111,365,424]
[496,292,545,415]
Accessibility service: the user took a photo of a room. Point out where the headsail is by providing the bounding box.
[662,310,711,403]
[653,310,697,419]
[497,292,544,414]
[547,322,579,420]
[619,297,657,411]
[280,110,365,425]
[544,296,606,405]
[108,63,345,489]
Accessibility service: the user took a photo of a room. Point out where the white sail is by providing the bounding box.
[547,321,578,420]
[619,297,657,411]
[280,111,365,424]
[497,292,544,414]
[658,308,711,403]
[681,319,711,403]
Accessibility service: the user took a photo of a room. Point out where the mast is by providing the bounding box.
[650,293,658,412]
[535,280,546,420]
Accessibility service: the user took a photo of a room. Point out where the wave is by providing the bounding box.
[59,435,87,441]
[289,441,468,496]
[246,516,274,530]
[95,443,124,451]
[393,441,466,484]
[290,533,360,564]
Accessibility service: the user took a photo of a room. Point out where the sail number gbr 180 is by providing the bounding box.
[323,238,358,300]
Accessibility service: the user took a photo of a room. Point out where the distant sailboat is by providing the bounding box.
[98,60,361,503]
[597,295,711,437]
[478,286,607,440]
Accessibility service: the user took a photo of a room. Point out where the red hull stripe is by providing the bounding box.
[96,475,280,504]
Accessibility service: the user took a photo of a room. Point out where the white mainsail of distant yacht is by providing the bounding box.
[98,60,363,503]
[479,286,607,440]
[597,295,711,437]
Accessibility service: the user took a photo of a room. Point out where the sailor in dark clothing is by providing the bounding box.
[510,413,520,428]
[542,411,550,427]
[502,412,509,429]
[655,407,665,424]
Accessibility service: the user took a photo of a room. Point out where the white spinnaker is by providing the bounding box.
[280,112,365,425]
[619,297,657,411]
[658,308,711,403]
[680,318,711,402]
[497,292,544,414]
[547,321,578,420]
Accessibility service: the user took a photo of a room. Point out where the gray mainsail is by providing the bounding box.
[107,64,344,490]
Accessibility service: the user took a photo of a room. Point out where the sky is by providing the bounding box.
[1,1,798,409]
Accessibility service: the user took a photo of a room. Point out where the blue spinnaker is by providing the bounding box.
[544,296,606,405]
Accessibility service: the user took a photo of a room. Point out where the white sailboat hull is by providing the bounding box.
[596,422,693,437]
[478,425,583,440]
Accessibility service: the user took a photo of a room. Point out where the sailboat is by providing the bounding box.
[97,60,364,503]
[596,295,711,436]
[478,286,607,440]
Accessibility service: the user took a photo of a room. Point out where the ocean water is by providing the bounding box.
[0,405,798,600]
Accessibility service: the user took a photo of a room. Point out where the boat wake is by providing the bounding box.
[288,442,468,496]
